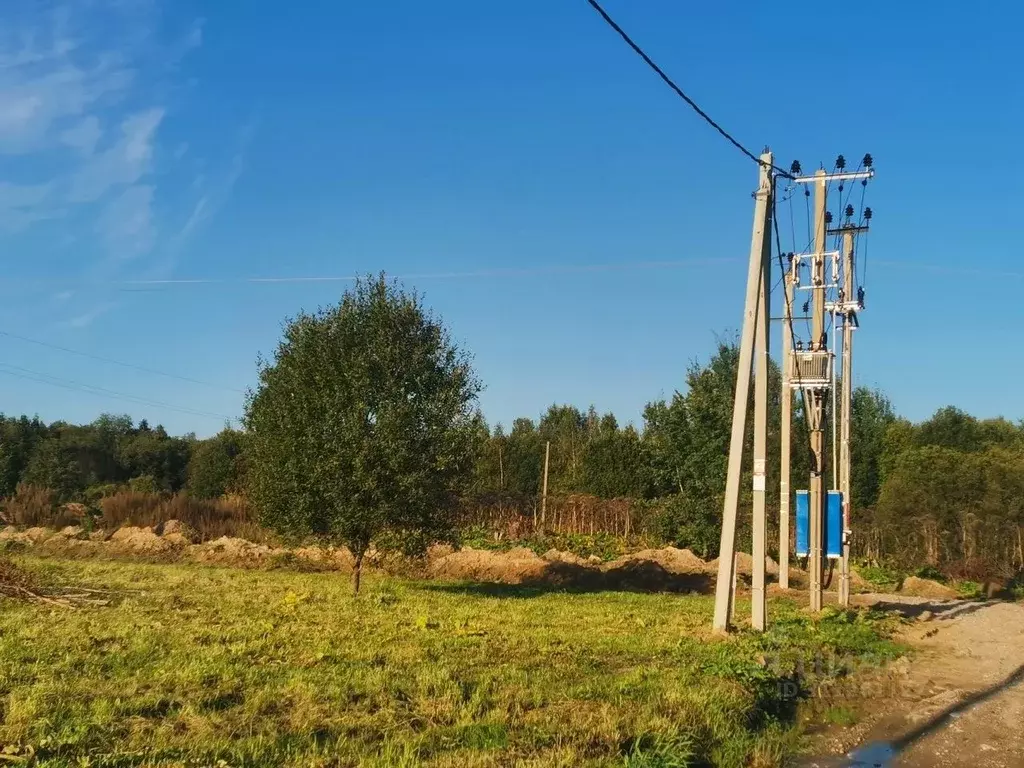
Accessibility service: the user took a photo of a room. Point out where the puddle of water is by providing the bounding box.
[846,741,896,767]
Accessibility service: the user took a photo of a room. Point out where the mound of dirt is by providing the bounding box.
[190,536,285,567]
[160,519,199,544]
[0,527,56,545]
[899,576,958,600]
[55,526,85,539]
[602,558,715,593]
[429,546,552,584]
[541,549,588,566]
[293,545,354,571]
[614,547,709,574]
[38,536,103,558]
[108,526,181,556]
[0,528,29,545]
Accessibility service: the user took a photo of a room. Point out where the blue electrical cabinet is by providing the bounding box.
[826,490,843,559]
[794,490,843,559]
[795,490,809,557]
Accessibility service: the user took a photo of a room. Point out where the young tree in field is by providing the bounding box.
[244,275,482,592]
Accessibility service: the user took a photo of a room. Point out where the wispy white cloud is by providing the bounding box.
[177,120,254,242]
[97,183,155,259]
[69,107,163,202]
[0,179,57,231]
[0,4,245,331]
[60,114,102,155]
[0,51,134,155]
[67,301,115,328]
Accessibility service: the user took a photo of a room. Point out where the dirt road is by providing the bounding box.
[808,597,1024,767]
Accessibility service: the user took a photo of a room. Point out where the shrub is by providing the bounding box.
[913,564,946,582]
[84,483,124,505]
[99,491,165,530]
[1,484,62,527]
[97,491,267,542]
[655,494,721,559]
[128,475,159,494]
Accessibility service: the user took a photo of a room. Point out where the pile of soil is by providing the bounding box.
[159,519,200,545]
[190,536,286,567]
[3,522,867,597]
[0,527,53,545]
[899,575,959,600]
[426,545,716,593]
[108,526,180,556]
[428,546,552,584]
[293,545,355,570]
[613,546,708,574]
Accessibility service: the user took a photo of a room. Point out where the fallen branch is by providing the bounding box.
[0,583,75,608]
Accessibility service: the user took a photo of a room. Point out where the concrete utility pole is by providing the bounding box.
[807,168,828,613]
[779,255,796,590]
[751,195,771,631]
[712,150,773,633]
[832,215,868,604]
[839,230,854,605]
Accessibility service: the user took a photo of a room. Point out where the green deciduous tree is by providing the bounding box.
[850,387,896,511]
[187,428,246,499]
[244,275,482,592]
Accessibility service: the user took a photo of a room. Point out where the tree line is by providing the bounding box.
[2,276,1022,583]
[0,414,245,504]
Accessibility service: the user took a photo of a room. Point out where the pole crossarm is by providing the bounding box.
[791,170,874,184]
[826,225,870,236]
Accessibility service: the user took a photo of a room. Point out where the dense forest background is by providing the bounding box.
[3,341,1022,578]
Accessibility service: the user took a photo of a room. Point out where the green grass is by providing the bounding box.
[457,525,642,562]
[0,557,903,767]
[854,563,904,592]
[821,706,858,728]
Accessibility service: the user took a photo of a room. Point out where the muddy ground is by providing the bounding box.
[805,596,1024,767]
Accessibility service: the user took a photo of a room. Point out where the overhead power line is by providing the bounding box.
[0,363,235,422]
[9,258,739,289]
[0,330,244,394]
[585,0,793,179]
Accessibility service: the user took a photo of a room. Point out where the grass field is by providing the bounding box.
[0,557,903,767]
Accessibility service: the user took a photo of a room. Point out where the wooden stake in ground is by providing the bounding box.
[540,441,550,526]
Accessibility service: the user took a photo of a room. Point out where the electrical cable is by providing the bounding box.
[0,363,234,422]
[0,330,244,394]
[856,181,870,289]
[15,258,740,290]
[585,0,793,179]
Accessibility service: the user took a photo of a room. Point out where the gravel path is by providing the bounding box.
[807,596,1024,767]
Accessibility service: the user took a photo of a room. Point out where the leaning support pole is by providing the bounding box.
[712,151,774,633]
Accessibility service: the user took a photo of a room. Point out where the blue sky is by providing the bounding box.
[0,0,1021,437]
